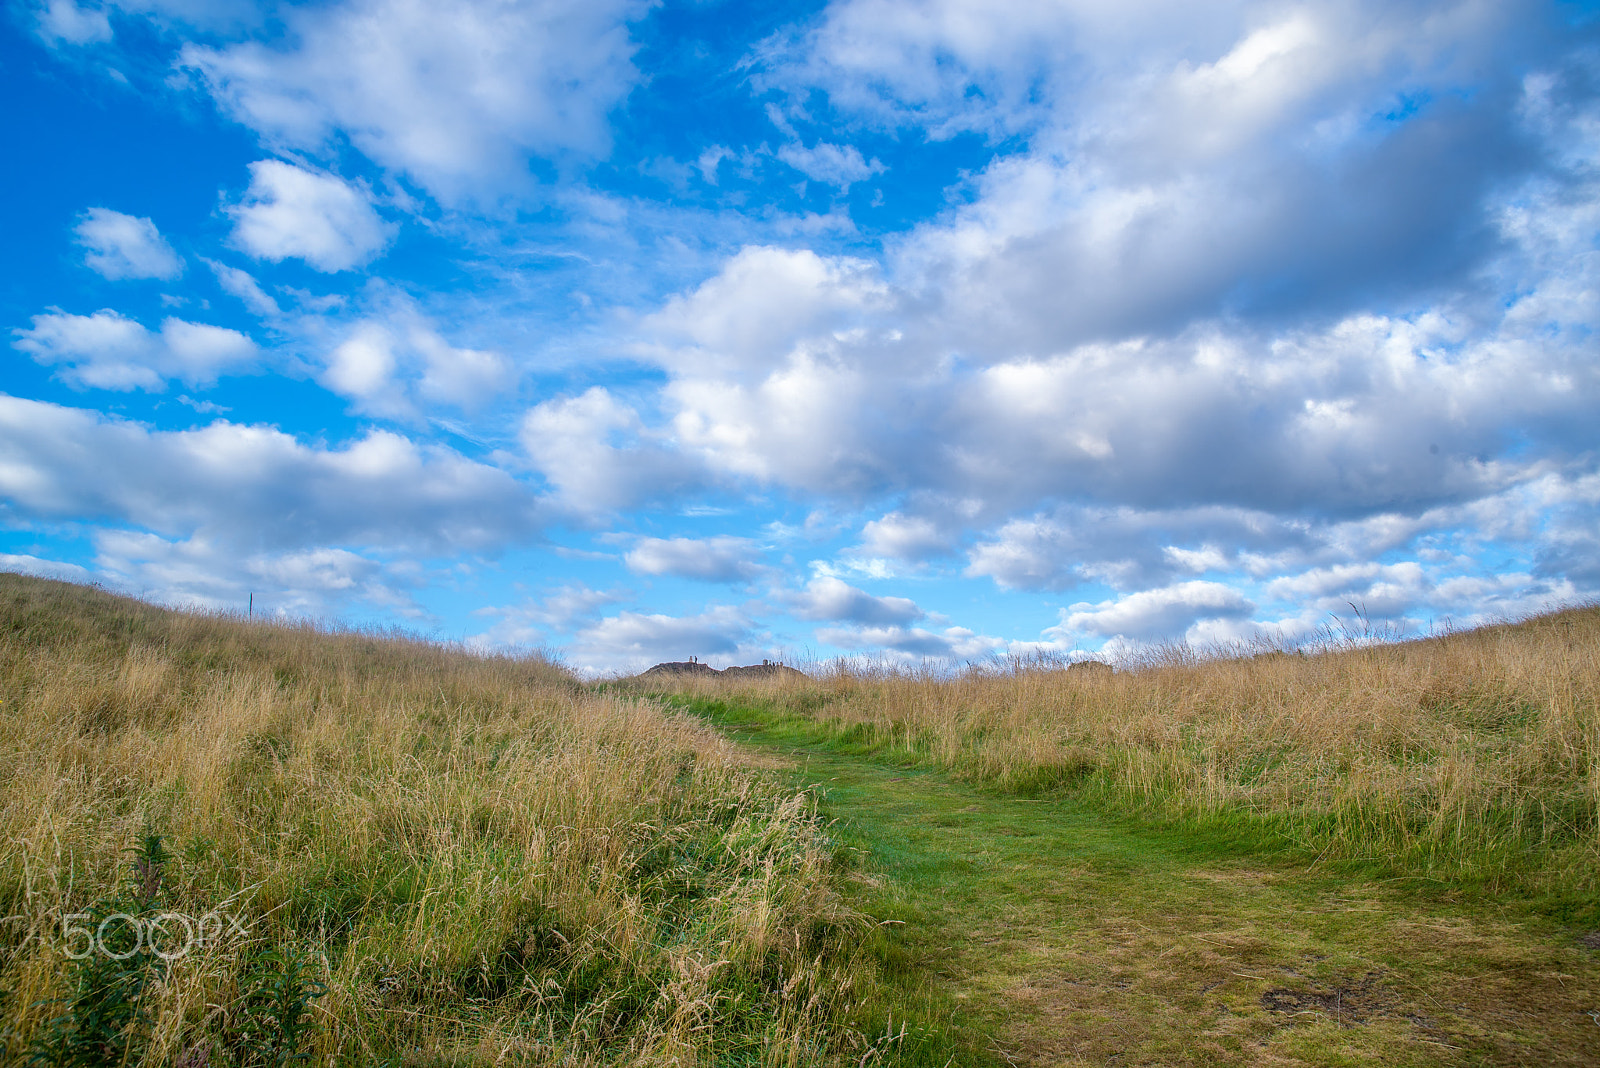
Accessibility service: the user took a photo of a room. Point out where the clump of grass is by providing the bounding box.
[0,574,919,1065]
[640,605,1600,916]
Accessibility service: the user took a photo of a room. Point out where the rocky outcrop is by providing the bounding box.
[634,659,807,681]
[718,662,808,680]
[636,660,720,679]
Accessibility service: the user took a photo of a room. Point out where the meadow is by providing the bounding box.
[646,607,1600,916]
[2,571,1597,1066]
[0,574,910,1066]
[635,607,1600,1064]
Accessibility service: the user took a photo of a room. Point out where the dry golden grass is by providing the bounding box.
[0,574,881,1065]
[644,605,1600,906]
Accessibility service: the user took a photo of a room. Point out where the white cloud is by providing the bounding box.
[572,605,757,674]
[1261,560,1437,618]
[89,531,423,617]
[816,622,1004,661]
[203,258,281,316]
[74,209,183,280]
[667,356,869,488]
[1264,562,1385,601]
[647,229,1598,521]
[1057,580,1256,642]
[757,0,1090,136]
[12,309,256,391]
[961,505,1273,593]
[0,395,541,554]
[748,0,1566,387]
[323,323,396,405]
[624,536,765,583]
[414,327,510,409]
[182,0,646,204]
[36,0,112,45]
[788,576,922,624]
[321,313,508,418]
[1164,544,1231,574]
[0,553,93,583]
[696,145,732,183]
[469,583,627,649]
[521,388,697,514]
[776,141,886,189]
[965,514,1090,592]
[857,511,951,561]
[227,160,395,272]
[247,546,374,592]
[642,246,889,380]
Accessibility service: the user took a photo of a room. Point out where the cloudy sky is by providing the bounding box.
[2,0,1597,672]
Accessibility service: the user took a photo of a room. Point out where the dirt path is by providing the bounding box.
[714,718,1600,1067]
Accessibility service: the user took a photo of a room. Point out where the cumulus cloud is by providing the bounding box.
[608,29,1600,656]
[815,622,1004,661]
[521,388,698,515]
[624,536,765,583]
[964,504,1297,593]
[88,531,424,616]
[572,605,756,674]
[0,552,93,583]
[74,209,183,280]
[643,225,1598,525]
[13,309,256,391]
[788,576,922,624]
[642,246,889,380]
[748,0,1592,377]
[1057,580,1256,642]
[227,160,395,272]
[470,583,627,649]
[857,511,953,561]
[182,0,646,203]
[0,395,541,553]
[323,313,509,418]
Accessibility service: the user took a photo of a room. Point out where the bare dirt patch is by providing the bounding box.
[1261,970,1394,1025]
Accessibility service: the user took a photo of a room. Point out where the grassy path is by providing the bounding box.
[694,704,1600,1067]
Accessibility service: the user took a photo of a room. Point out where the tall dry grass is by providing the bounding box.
[0,575,878,1065]
[650,606,1600,907]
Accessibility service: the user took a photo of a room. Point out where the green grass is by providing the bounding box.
[0,574,968,1066]
[675,695,1600,1066]
[5,575,1598,1065]
[660,691,1600,926]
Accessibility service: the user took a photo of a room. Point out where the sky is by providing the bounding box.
[2,0,1598,674]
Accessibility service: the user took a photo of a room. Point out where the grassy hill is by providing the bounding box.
[633,606,1600,1064]
[643,606,1600,919]
[0,574,911,1066]
[2,572,1597,1066]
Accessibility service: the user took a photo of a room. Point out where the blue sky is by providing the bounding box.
[2,0,1598,673]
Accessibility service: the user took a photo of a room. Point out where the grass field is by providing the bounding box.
[0,574,934,1066]
[693,705,1600,1065]
[642,607,1600,920]
[2,571,1598,1065]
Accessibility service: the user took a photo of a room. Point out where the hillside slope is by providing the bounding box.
[0,574,925,1066]
[648,604,1600,915]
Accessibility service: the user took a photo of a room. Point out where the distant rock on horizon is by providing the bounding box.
[635,659,807,681]
[719,662,807,680]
